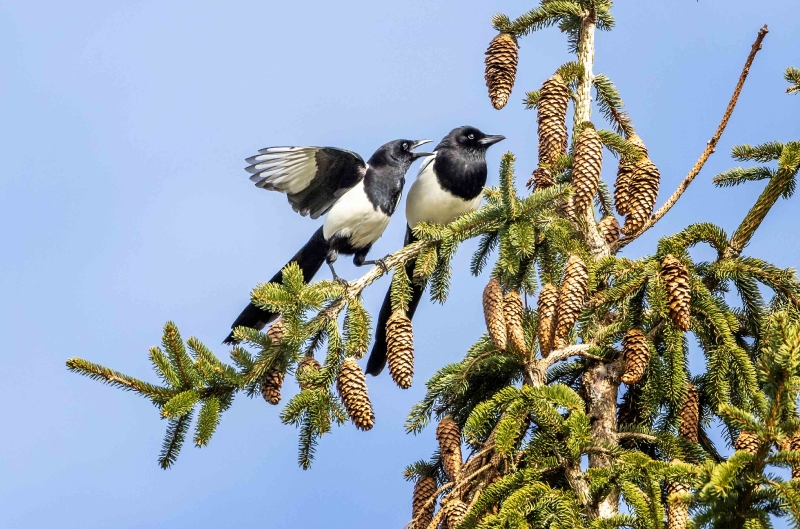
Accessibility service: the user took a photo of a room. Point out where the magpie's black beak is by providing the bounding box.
[410,139,433,159]
[478,134,506,147]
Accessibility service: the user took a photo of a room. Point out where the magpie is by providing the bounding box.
[365,126,505,376]
[224,138,433,344]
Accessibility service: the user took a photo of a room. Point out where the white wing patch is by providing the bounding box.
[245,147,319,194]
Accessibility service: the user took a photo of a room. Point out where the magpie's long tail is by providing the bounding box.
[365,226,422,376]
[223,227,328,344]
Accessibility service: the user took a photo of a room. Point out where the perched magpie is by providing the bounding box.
[365,126,505,375]
[224,138,433,344]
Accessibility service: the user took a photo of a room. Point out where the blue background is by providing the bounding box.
[1,1,798,527]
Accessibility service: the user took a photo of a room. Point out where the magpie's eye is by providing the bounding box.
[402,142,409,150]
[467,134,475,140]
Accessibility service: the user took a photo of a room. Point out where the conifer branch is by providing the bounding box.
[615,24,769,251]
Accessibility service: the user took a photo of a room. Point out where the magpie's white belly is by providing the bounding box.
[405,154,482,228]
[323,181,390,248]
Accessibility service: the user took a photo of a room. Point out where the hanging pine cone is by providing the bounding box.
[621,154,661,235]
[787,433,800,479]
[260,368,284,405]
[484,33,518,110]
[661,255,692,331]
[503,291,527,357]
[297,356,321,390]
[734,430,760,454]
[527,166,555,191]
[571,126,603,216]
[537,74,570,166]
[621,329,650,385]
[554,255,589,349]
[412,476,437,529]
[666,481,690,529]
[678,384,700,443]
[483,279,507,350]
[597,216,620,244]
[537,283,558,358]
[614,135,647,216]
[617,387,641,427]
[267,317,285,345]
[336,358,375,431]
[436,417,463,480]
[386,311,414,389]
[442,499,468,528]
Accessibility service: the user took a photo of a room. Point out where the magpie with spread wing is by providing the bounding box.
[224,139,432,344]
[365,126,505,375]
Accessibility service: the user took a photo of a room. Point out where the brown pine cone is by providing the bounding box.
[436,417,462,480]
[666,481,690,529]
[621,329,650,385]
[386,311,414,389]
[597,216,621,244]
[267,317,285,345]
[571,126,603,216]
[484,33,518,110]
[678,384,700,443]
[621,154,661,235]
[503,291,527,357]
[614,134,647,215]
[537,283,558,358]
[483,279,507,350]
[297,357,322,390]
[336,358,375,431]
[617,387,642,427]
[788,433,800,479]
[442,499,468,528]
[554,255,589,349]
[661,255,692,331]
[260,368,284,405]
[734,430,760,454]
[537,75,570,166]
[412,476,437,529]
[527,167,555,191]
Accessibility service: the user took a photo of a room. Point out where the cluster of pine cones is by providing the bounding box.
[482,279,528,357]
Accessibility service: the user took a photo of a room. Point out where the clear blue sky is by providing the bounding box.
[1,1,798,527]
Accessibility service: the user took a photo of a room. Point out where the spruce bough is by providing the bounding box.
[67,2,800,527]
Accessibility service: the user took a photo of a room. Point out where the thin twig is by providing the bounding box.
[614,25,769,252]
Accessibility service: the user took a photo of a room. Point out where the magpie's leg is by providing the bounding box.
[326,250,348,286]
[353,246,389,274]
[360,257,390,274]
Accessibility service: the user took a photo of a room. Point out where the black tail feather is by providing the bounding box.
[223,227,328,344]
[366,226,422,376]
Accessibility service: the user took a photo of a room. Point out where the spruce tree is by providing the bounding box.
[67,2,800,527]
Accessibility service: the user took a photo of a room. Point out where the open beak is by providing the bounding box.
[410,139,434,159]
[478,134,506,147]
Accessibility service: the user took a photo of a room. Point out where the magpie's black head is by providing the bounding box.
[369,139,433,170]
[438,126,505,154]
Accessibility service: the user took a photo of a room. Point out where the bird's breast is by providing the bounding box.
[405,155,483,228]
[323,181,391,249]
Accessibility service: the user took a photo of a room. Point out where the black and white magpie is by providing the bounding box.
[224,138,432,344]
[365,126,505,375]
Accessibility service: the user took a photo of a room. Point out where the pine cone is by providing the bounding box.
[297,356,322,390]
[571,126,603,216]
[537,75,569,166]
[483,279,507,350]
[734,430,760,454]
[336,358,375,431]
[386,311,414,389]
[527,167,555,191]
[537,283,558,358]
[661,255,692,331]
[621,154,661,235]
[597,216,620,244]
[260,368,284,405]
[666,481,690,529]
[678,384,700,443]
[436,417,463,480]
[267,317,285,345]
[503,291,527,357]
[412,476,437,529]
[484,33,518,110]
[554,255,589,349]
[614,134,647,215]
[621,329,650,385]
[617,387,641,427]
[788,433,800,479]
[442,499,468,528]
